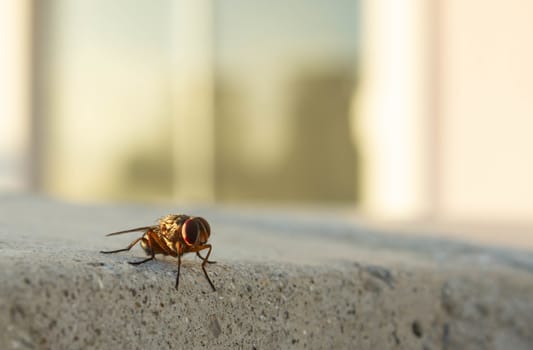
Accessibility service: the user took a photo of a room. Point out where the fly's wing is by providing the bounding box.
[105,226,156,237]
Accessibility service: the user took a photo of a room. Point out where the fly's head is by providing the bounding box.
[180,217,211,247]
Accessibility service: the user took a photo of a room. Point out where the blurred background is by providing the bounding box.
[1,0,532,247]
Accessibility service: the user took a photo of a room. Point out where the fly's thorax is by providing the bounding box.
[160,214,189,228]
[158,214,189,241]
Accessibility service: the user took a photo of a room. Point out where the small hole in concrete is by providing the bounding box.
[412,321,423,338]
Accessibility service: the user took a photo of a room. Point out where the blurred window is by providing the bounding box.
[30,0,360,203]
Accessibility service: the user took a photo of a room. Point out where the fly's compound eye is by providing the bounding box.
[196,217,210,235]
[196,217,210,243]
[181,218,199,246]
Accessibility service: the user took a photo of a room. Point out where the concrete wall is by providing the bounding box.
[1,196,533,349]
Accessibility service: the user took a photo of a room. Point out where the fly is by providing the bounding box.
[100,214,216,291]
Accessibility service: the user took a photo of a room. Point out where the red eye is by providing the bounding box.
[181,219,199,246]
[196,217,210,236]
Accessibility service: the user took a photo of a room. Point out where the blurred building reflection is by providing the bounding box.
[2,0,533,235]
[215,66,357,202]
[27,0,360,204]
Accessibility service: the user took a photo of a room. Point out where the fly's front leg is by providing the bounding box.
[199,244,216,291]
[174,243,183,291]
[175,253,182,290]
[196,251,216,264]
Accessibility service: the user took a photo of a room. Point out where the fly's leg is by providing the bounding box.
[128,256,153,265]
[175,253,182,291]
[196,251,216,264]
[128,238,155,265]
[199,244,216,291]
[100,237,143,254]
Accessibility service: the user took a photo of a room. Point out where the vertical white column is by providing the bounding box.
[352,0,432,219]
[0,0,31,191]
[171,0,215,202]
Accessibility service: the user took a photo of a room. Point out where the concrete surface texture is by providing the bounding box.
[0,195,532,349]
